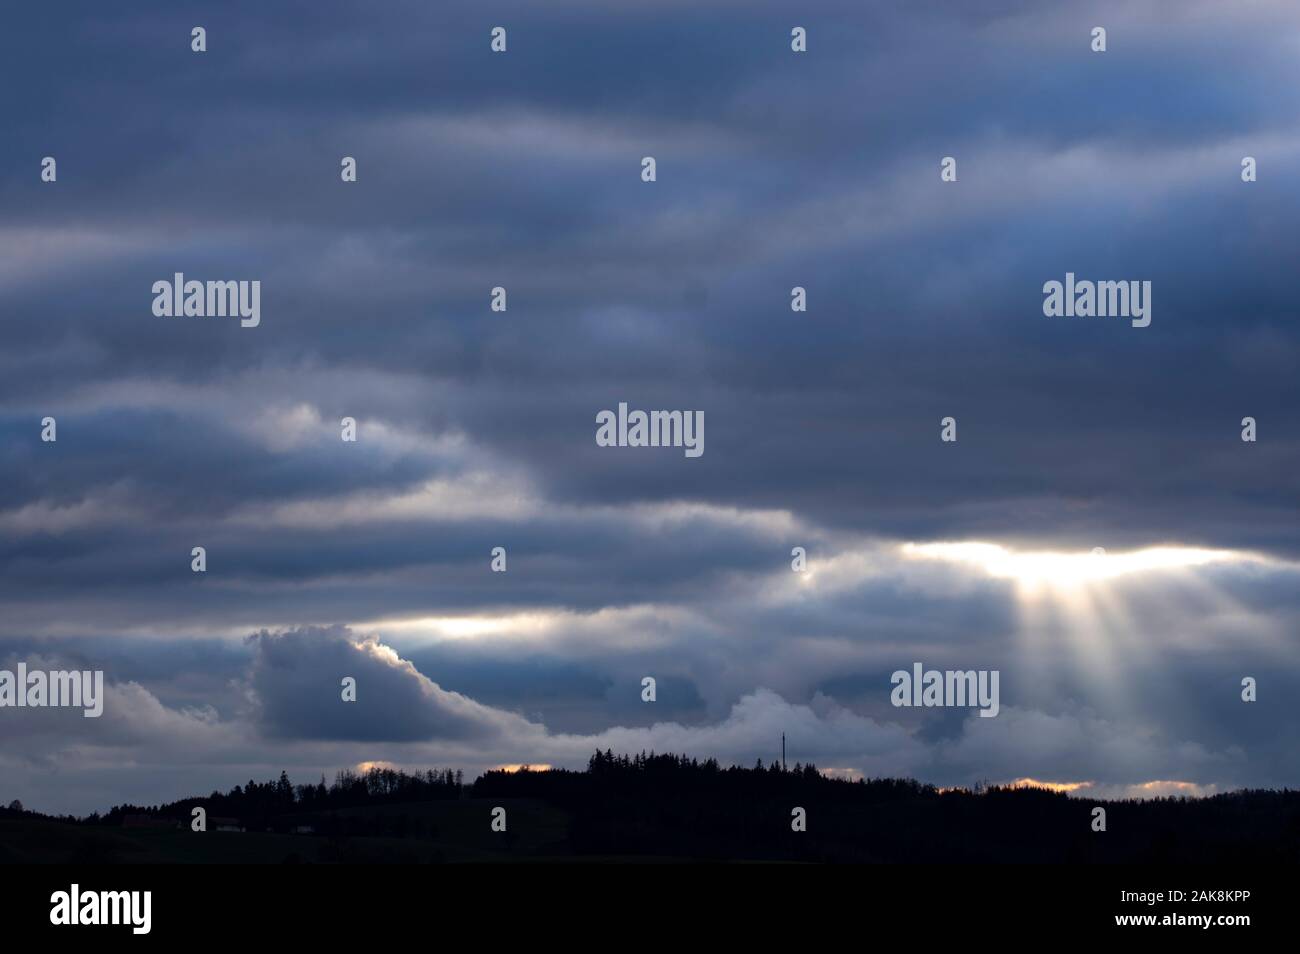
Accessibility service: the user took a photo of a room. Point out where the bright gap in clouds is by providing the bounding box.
[901,541,1247,591]
[900,539,1273,716]
[358,612,558,640]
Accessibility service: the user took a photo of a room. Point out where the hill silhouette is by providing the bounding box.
[2,751,1297,863]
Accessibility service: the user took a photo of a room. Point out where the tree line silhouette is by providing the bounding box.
[88,766,465,836]
[473,752,1300,862]
[4,751,1298,862]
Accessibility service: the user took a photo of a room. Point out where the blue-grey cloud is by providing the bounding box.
[2,0,1298,811]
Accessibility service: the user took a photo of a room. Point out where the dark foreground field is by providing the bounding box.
[3,753,1298,863]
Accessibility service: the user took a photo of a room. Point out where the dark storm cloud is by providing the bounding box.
[1,1,1298,810]
[4,0,1296,554]
[243,625,531,742]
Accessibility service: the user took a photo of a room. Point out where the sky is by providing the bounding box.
[2,0,1299,815]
